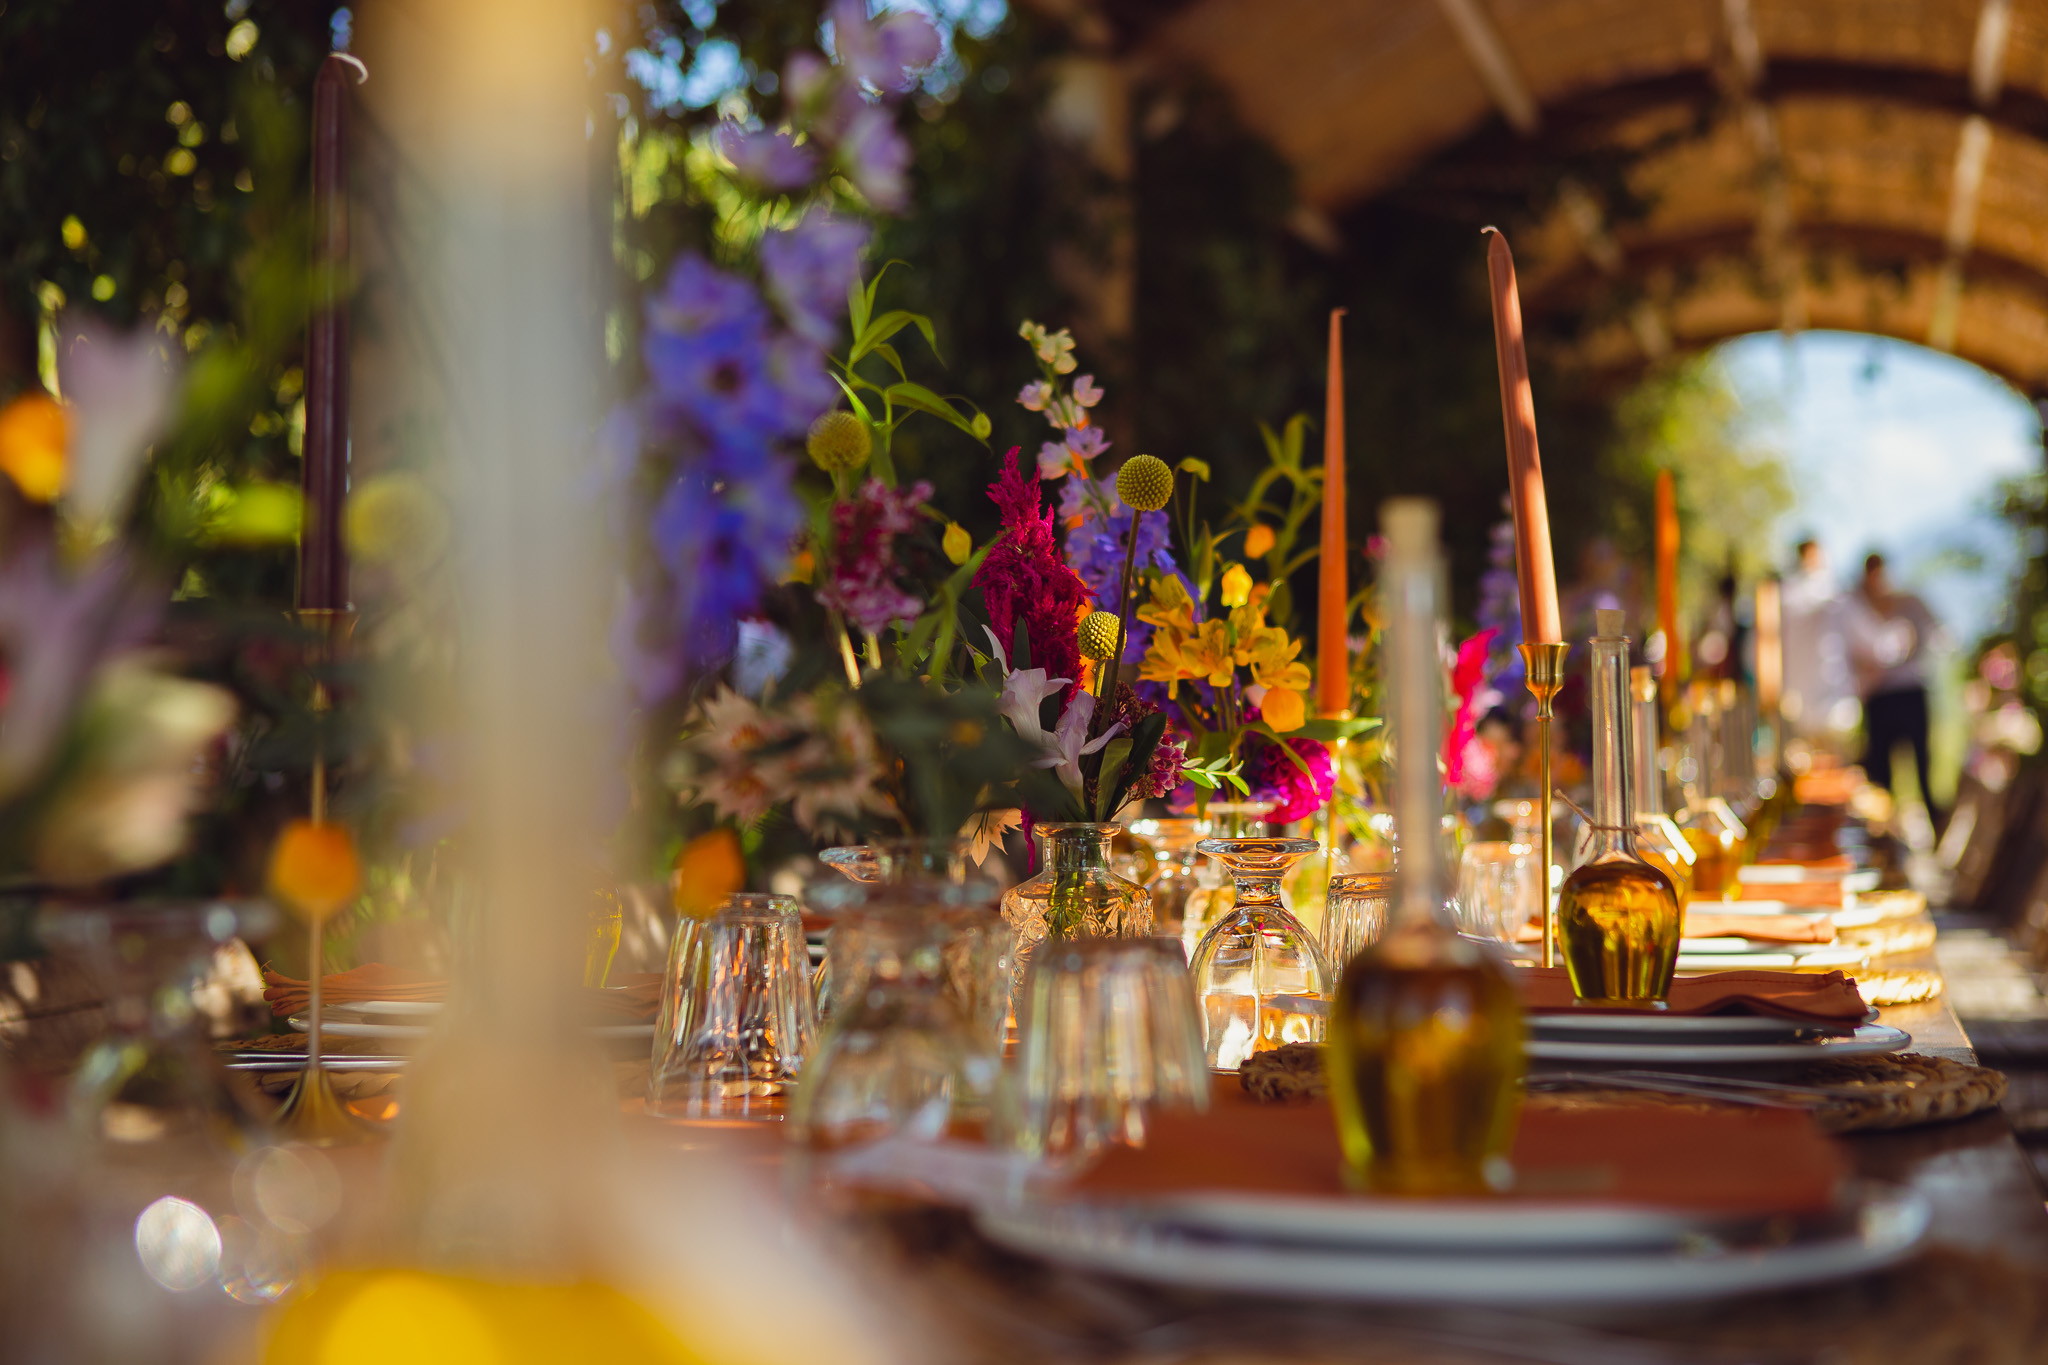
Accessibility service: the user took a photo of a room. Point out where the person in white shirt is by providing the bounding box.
[1780,540,1853,742]
[1846,553,1944,812]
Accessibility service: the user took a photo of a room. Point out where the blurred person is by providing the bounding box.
[1781,539,1854,743]
[1847,553,1945,815]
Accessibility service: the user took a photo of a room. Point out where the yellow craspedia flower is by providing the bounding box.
[347,472,450,573]
[267,820,361,923]
[672,828,745,920]
[0,392,68,503]
[1220,563,1253,609]
[1243,523,1275,559]
[942,522,971,565]
[1077,610,1122,661]
[1114,454,1172,512]
[806,410,872,473]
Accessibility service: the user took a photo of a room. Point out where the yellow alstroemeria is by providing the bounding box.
[1137,572,1196,632]
[1219,563,1252,609]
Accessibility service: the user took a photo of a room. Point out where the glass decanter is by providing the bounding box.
[1675,682,1748,900]
[1327,500,1522,1195]
[1187,837,1330,1070]
[1000,823,1152,978]
[1558,613,1682,1005]
[1628,665,1696,908]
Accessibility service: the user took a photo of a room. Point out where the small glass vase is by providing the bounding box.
[1187,837,1331,1070]
[1000,824,1153,976]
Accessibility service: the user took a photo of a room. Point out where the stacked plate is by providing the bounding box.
[975,1183,1930,1305]
[1527,1010,1909,1065]
[289,999,654,1042]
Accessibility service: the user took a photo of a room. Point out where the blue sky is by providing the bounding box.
[1717,330,2041,651]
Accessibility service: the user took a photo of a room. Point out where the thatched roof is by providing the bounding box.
[1134,0,2048,390]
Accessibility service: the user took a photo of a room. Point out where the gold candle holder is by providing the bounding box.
[1519,641,1570,968]
[274,607,368,1144]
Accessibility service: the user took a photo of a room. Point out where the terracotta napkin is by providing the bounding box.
[1680,911,1835,944]
[1513,965,1869,1024]
[1733,880,1845,908]
[1072,1085,1845,1215]
[261,964,665,1022]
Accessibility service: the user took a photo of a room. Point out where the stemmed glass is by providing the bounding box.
[1187,837,1332,1070]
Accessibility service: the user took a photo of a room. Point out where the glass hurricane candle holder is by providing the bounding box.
[1187,837,1331,1070]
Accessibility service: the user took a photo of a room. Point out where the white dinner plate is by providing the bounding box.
[1676,944,1868,971]
[1527,1011,1860,1041]
[331,999,442,1018]
[289,1016,654,1042]
[1126,1192,1711,1251]
[975,1186,1929,1306]
[1524,1021,1909,1065]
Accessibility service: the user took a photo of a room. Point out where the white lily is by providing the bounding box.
[997,666,1069,751]
[56,317,177,539]
[1042,690,1123,796]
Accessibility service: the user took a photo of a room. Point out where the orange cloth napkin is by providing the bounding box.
[1733,880,1845,908]
[1681,911,1835,944]
[1072,1085,1845,1216]
[1513,965,1869,1024]
[261,964,664,1022]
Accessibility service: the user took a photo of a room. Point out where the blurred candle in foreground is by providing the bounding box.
[1317,308,1349,716]
[1481,228,1561,644]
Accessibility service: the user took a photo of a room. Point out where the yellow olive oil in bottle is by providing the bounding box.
[1328,501,1523,1195]
[1558,613,1682,1005]
[1675,683,1747,900]
[1629,666,1696,909]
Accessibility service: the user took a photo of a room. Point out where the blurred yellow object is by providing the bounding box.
[584,889,623,987]
[1243,524,1275,559]
[672,828,744,919]
[942,521,971,565]
[347,471,451,574]
[0,392,68,503]
[268,820,362,923]
[207,480,304,545]
[264,1268,701,1365]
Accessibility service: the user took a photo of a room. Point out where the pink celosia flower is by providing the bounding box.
[974,447,1089,696]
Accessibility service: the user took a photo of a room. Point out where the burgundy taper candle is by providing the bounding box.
[300,53,356,611]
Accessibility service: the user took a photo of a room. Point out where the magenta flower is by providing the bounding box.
[974,447,1090,698]
[1246,736,1336,825]
[819,478,933,636]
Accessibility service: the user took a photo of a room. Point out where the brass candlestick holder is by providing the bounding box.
[1519,641,1570,968]
[273,607,368,1144]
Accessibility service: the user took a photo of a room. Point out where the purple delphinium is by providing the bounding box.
[1476,511,1525,695]
[820,478,935,636]
[827,0,942,94]
[715,123,817,192]
[1059,474,1184,665]
[760,210,871,347]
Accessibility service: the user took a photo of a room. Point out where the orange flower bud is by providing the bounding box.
[267,820,361,922]
[0,393,67,504]
[672,828,745,920]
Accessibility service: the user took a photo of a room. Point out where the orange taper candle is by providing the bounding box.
[1655,468,1681,691]
[1318,308,1349,717]
[1482,229,1562,643]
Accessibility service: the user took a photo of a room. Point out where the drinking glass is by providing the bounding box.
[790,911,988,1148]
[1124,817,1212,937]
[1187,838,1332,1070]
[1322,872,1393,975]
[1005,937,1210,1161]
[648,893,816,1120]
[1455,841,1541,946]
